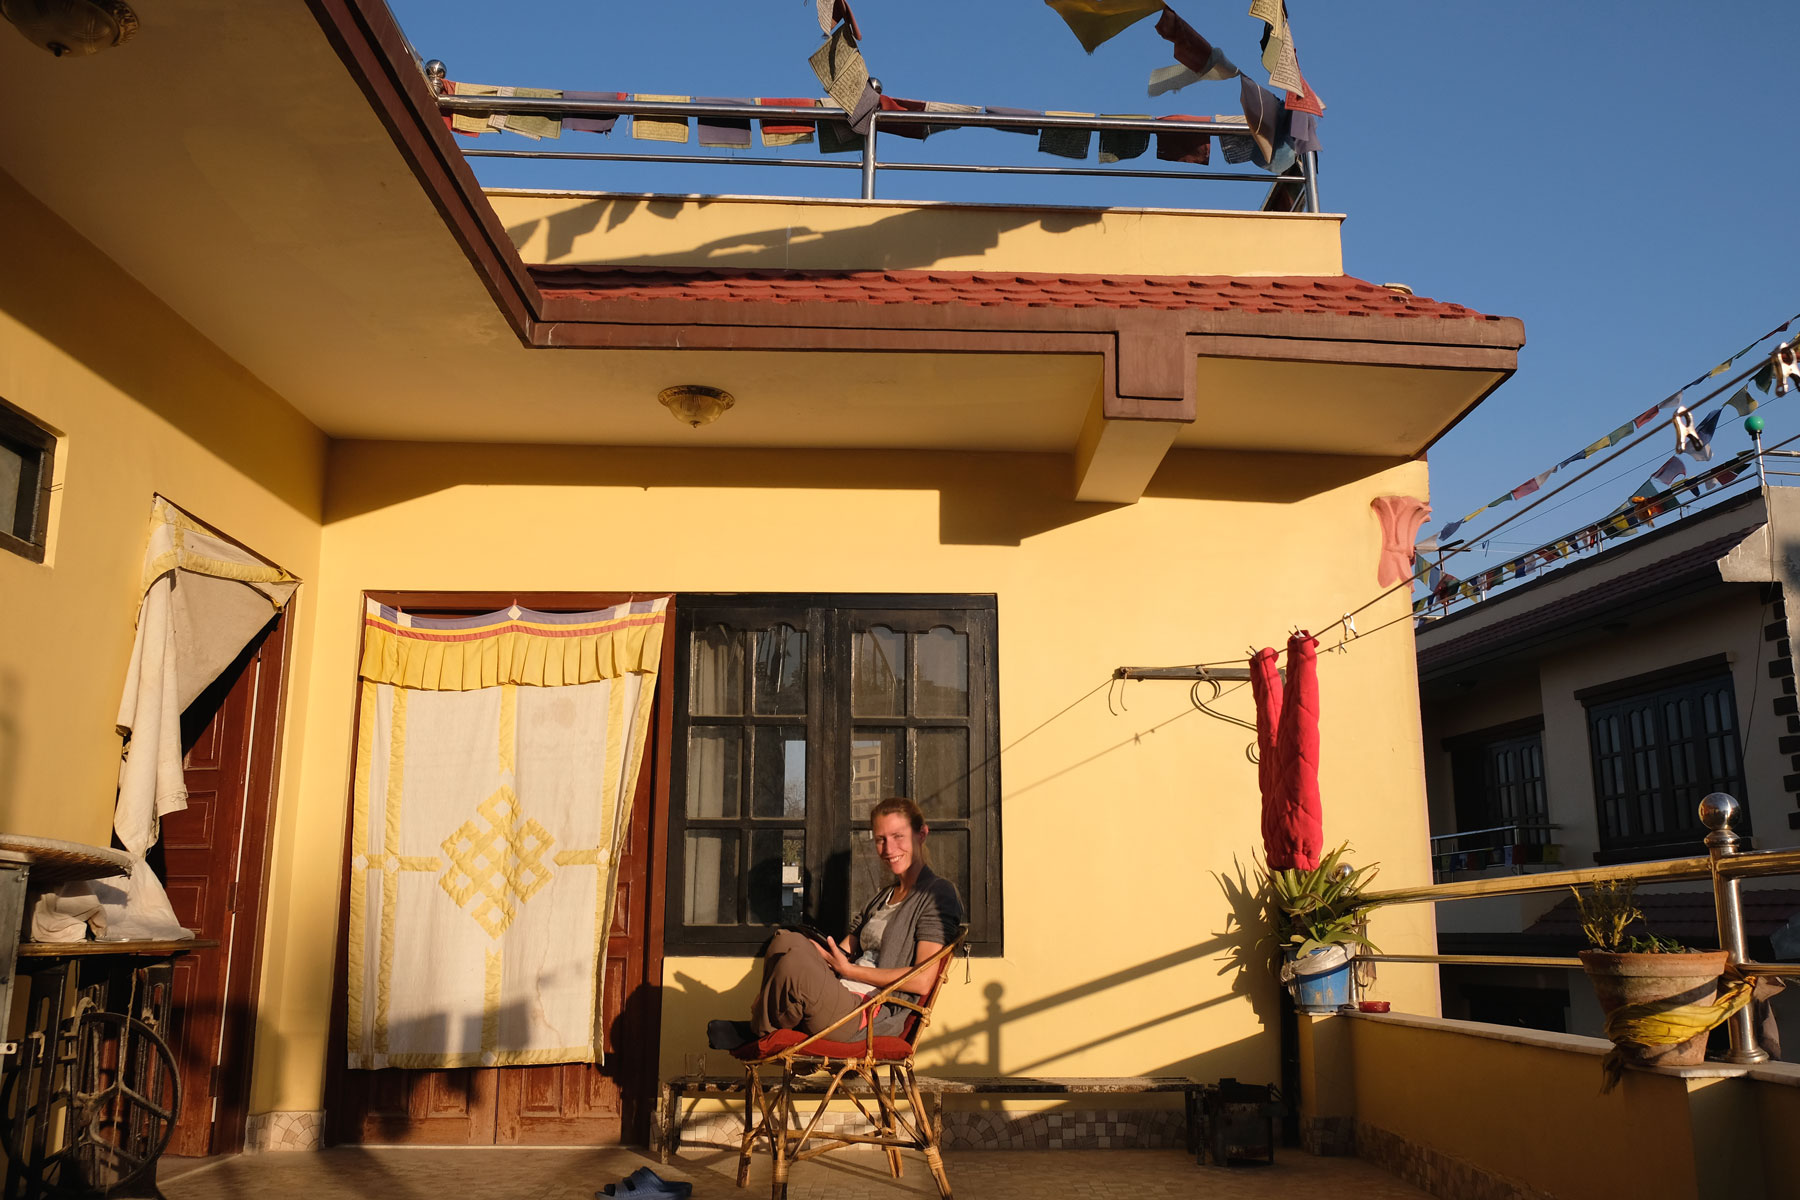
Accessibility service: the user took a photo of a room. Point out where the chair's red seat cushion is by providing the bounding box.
[733,1029,915,1062]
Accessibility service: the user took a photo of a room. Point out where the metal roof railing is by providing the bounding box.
[424,60,1321,212]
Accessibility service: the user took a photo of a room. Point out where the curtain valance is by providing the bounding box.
[359,601,666,691]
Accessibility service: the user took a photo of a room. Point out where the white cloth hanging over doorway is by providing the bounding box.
[346,598,667,1069]
[87,498,297,942]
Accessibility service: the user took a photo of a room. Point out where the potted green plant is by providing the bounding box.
[1261,843,1380,1013]
[1572,880,1737,1086]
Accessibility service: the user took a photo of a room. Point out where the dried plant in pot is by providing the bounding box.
[1573,880,1729,1077]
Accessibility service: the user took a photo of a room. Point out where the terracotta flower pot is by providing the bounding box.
[1578,949,1729,1067]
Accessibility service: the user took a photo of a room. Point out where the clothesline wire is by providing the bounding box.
[1323,349,1781,633]
[1474,441,1678,541]
[1421,310,1800,547]
[1154,332,1793,677]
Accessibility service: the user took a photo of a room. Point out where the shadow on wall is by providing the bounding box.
[661,919,1280,1090]
[0,172,323,518]
[507,200,1106,271]
[0,670,17,832]
[325,442,1405,550]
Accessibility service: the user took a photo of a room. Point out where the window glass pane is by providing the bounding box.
[749,829,806,925]
[691,626,745,715]
[849,729,904,828]
[850,829,881,918]
[915,728,970,819]
[926,829,970,927]
[753,727,808,818]
[0,441,20,537]
[686,727,741,818]
[852,627,905,716]
[914,627,969,716]
[754,625,807,715]
[683,831,739,925]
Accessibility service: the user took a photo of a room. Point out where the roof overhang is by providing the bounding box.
[0,0,1525,502]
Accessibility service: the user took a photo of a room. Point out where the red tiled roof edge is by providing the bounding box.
[530,266,1514,325]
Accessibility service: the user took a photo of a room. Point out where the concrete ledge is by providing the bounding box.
[1343,1009,1750,1079]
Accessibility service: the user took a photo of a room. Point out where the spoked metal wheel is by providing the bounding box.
[1,1010,181,1196]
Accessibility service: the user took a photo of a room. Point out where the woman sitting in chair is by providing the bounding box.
[752,797,964,1039]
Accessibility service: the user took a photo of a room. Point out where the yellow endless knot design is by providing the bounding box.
[439,787,556,937]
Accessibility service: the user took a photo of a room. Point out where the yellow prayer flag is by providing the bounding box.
[1043,0,1165,54]
[500,87,562,141]
[632,95,691,144]
[451,82,500,135]
[809,25,868,114]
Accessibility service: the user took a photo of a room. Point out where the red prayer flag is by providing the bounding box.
[1155,114,1212,164]
[1154,6,1217,74]
[876,94,931,140]
[1284,67,1324,116]
[1633,404,1662,428]
[758,98,818,139]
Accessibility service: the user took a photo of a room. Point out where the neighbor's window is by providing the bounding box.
[668,594,1000,955]
[1582,657,1746,863]
[1446,719,1551,845]
[0,398,56,564]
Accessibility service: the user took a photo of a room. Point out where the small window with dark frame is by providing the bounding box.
[669,595,1000,955]
[1446,719,1551,847]
[1582,658,1747,863]
[0,398,56,564]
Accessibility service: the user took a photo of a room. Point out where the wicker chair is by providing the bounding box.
[731,929,966,1200]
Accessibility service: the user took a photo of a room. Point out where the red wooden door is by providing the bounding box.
[495,752,658,1143]
[157,612,287,1157]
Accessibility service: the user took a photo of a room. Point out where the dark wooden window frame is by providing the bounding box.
[1580,655,1748,864]
[667,593,1002,957]
[0,396,57,564]
[1443,716,1551,844]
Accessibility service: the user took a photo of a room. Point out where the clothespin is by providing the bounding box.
[1673,406,1704,455]
[1336,613,1357,653]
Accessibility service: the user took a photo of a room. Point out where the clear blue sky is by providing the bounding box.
[393,0,1800,565]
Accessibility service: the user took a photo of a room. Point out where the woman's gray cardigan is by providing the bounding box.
[847,866,965,1036]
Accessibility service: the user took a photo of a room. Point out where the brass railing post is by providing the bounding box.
[1699,792,1769,1064]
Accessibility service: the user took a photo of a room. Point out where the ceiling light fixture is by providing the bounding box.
[1,0,138,56]
[658,385,735,429]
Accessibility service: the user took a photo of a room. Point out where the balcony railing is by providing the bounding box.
[1428,821,1561,881]
[424,60,1321,212]
[1363,792,1795,1064]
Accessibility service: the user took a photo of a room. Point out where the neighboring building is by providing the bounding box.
[0,0,1526,1163]
[1417,485,1800,1046]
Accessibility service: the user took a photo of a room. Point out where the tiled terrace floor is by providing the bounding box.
[160,1144,1432,1200]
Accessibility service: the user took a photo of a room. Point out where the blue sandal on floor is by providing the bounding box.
[597,1167,693,1198]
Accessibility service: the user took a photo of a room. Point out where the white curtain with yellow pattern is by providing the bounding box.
[346,598,666,1069]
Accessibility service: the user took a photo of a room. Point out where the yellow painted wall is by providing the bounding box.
[0,167,325,853]
[1750,1068,1800,1198]
[254,439,1439,1115]
[489,191,1345,276]
[1347,1015,1701,1199]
